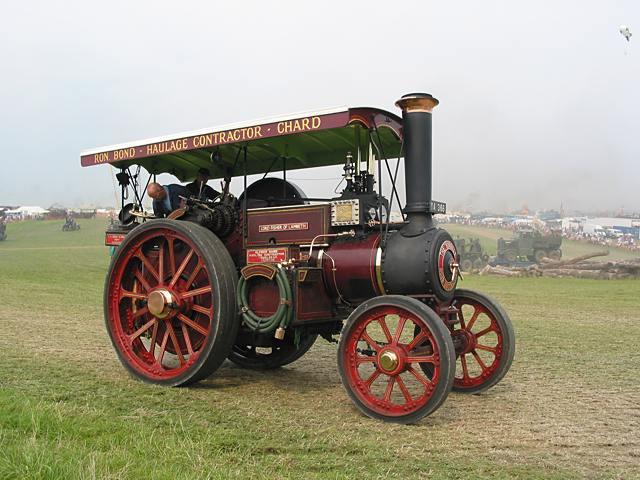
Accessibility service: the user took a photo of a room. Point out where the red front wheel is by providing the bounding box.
[104,220,238,386]
[450,289,515,393]
[338,296,455,424]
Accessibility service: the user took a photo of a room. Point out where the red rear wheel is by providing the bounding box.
[338,296,455,424]
[104,220,237,386]
[450,289,515,393]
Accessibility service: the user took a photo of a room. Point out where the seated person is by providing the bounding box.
[185,168,220,201]
[148,182,188,217]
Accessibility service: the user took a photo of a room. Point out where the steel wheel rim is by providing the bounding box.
[451,297,504,388]
[107,228,215,381]
[343,306,442,417]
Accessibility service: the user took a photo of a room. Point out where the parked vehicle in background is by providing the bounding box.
[497,228,562,263]
[582,223,606,237]
[62,217,80,232]
[454,237,489,271]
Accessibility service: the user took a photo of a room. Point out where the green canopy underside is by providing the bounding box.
[110,125,401,181]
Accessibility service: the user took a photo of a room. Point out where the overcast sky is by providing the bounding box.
[1,0,638,213]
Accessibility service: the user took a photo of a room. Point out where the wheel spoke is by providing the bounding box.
[382,376,395,402]
[395,375,413,403]
[158,240,165,285]
[191,304,212,317]
[406,330,428,352]
[466,307,481,331]
[177,313,209,337]
[476,344,497,353]
[132,306,149,319]
[360,331,381,352]
[137,250,159,283]
[364,368,381,387]
[166,323,185,365]
[129,318,155,341]
[185,261,204,290]
[181,285,212,300]
[180,322,194,355]
[356,355,376,365]
[460,354,470,379]
[457,306,466,329]
[471,350,489,372]
[407,365,432,388]
[169,249,194,288]
[475,326,494,338]
[157,329,169,366]
[392,316,407,344]
[132,269,152,293]
[149,320,159,357]
[119,289,147,301]
[377,318,392,343]
[167,237,176,277]
[406,354,436,364]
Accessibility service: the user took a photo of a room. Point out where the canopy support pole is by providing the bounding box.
[243,146,248,240]
[282,157,287,199]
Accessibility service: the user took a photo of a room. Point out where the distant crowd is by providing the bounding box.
[563,229,639,252]
[444,216,640,253]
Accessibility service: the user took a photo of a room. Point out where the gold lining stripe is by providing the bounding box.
[375,247,386,295]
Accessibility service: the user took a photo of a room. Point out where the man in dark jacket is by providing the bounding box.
[148,182,188,217]
[185,168,220,201]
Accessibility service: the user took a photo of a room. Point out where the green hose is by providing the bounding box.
[237,266,293,335]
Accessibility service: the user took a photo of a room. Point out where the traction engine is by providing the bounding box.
[102,93,515,423]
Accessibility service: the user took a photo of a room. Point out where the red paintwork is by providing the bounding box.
[322,233,381,302]
[246,246,299,264]
[105,232,126,246]
[341,305,442,417]
[450,296,504,389]
[348,108,403,139]
[246,204,330,246]
[293,268,333,323]
[222,224,244,266]
[246,268,334,323]
[106,227,214,381]
[248,277,280,317]
[241,263,277,281]
[81,111,351,167]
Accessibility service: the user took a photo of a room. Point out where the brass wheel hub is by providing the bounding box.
[147,289,175,319]
[379,350,400,372]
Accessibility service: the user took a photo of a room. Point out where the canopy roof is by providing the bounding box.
[80,107,403,181]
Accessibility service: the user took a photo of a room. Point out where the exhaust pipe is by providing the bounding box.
[380,93,458,301]
[395,93,438,224]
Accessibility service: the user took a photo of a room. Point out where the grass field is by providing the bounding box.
[1,219,639,479]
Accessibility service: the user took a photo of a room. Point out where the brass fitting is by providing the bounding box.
[274,327,285,340]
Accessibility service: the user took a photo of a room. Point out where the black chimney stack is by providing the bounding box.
[395,93,439,235]
[381,92,458,301]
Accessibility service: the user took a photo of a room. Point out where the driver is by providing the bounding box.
[148,182,187,217]
[186,168,220,201]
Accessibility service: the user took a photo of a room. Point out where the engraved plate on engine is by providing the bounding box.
[247,248,289,264]
[105,233,126,246]
[246,204,330,246]
[428,200,447,215]
[258,222,309,233]
[246,247,288,264]
[331,199,359,226]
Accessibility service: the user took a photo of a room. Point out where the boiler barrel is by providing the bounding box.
[321,233,384,303]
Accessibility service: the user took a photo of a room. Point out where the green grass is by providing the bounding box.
[442,223,640,260]
[0,219,639,479]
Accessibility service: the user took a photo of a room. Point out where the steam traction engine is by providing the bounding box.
[83,93,515,423]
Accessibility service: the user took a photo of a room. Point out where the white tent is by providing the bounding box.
[5,206,50,219]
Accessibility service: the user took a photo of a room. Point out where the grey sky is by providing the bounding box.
[1,0,638,213]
